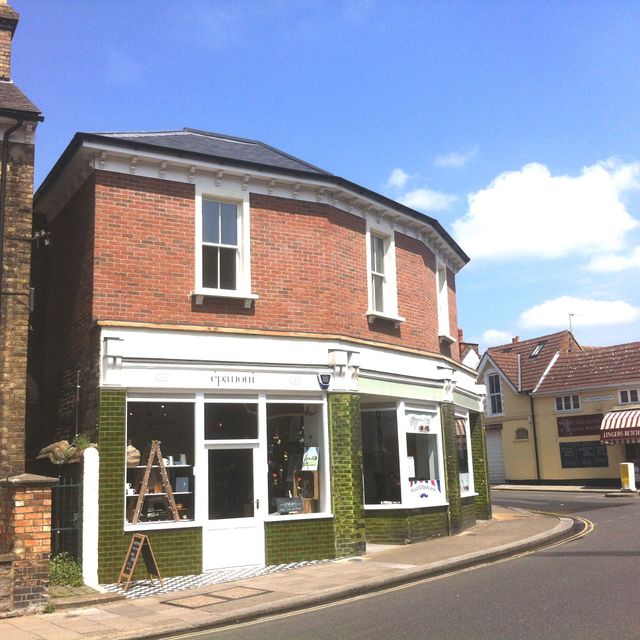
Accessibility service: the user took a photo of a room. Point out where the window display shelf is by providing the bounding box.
[132,464,191,468]
[126,492,192,498]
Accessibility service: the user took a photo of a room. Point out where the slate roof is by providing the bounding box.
[484,330,581,392]
[95,129,332,176]
[0,81,42,119]
[535,341,640,393]
[35,128,470,264]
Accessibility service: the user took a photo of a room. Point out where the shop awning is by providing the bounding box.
[600,409,640,444]
[455,417,467,443]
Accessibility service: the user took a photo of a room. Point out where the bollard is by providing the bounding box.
[620,462,636,492]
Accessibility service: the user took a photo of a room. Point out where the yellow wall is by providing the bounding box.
[488,382,538,480]
[534,390,624,481]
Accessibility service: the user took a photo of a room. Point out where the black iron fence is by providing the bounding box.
[51,468,82,560]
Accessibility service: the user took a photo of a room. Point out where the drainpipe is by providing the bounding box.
[529,394,541,480]
[0,118,23,322]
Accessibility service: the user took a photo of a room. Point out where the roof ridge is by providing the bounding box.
[487,330,572,351]
[182,128,333,175]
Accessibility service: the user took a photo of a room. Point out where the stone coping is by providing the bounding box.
[0,473,58,487]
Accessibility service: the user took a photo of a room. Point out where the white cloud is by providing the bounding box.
[481,329,513,347]
[452,160,640,261]
[519,296,640,329]
[387,168,410,188]
[400,188,457,212]
[434,148,477,168]
[586,247,640,272]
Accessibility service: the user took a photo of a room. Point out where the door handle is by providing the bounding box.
[255,498,260,510]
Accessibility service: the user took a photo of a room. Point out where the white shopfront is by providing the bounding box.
[98,325,484,572]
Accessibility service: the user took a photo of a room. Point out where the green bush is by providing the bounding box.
[50,552,83,587]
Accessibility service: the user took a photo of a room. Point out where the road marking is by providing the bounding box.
[163,512,594,639]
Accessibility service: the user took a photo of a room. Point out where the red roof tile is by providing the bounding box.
[485,330,581,391]
[535,341,640,393]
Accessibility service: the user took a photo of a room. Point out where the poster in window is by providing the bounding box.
[409,479,441,503]
[301,447,319,471]
[407,456,416,479]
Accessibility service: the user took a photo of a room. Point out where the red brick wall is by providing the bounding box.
[38,176,99,443]
[0,478,55,615]
[89,173,459,356]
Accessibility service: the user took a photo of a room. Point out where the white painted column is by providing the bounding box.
[82,446,100,588]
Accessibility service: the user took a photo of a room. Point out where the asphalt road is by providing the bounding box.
[168,490,640,640]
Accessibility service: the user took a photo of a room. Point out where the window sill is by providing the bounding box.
[364,501,449,510]
[191,289,259,308]
[366,310,406,328]
[124,520,199,532]
[438,332,457,344]
[264,512,333,522]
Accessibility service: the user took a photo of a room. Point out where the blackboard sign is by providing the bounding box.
[117,533,163,591]
[560,441,608,469]
[276,497,303,514]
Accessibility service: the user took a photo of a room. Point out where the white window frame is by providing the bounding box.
[456,410,475,497]
[486,373,504,416]
[620,388,640,404]
[124,395,198,532]
[555,395,581,412]
[436,261,455,343]
[192,181,258,307]
[263,396,332,522]
[363,402,447,510]
[365,221,404,326]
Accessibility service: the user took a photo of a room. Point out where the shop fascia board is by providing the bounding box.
[100,325,482,398]
[34,139,466,274]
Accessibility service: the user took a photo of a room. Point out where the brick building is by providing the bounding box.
[0,0,56,618]
[33,129,488,584]
[0,0,43,478]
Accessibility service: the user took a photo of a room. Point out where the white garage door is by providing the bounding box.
[486,430,505,484]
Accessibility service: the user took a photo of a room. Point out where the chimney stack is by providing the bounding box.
[512,336,520,344]
[0,1,18,81]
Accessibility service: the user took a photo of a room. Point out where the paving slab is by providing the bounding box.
[0,506,574,640]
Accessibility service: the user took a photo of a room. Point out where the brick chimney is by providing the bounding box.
[512,336,520,344]
[0,1,18,81]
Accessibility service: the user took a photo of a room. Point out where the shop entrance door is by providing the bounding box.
[203,444,264,569]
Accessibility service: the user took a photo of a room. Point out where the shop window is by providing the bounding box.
[125,401,195,525]
[404,408,445,504]
[515,427,529,441]
[205,403,258,439]
[456,416,473,494]
[266,403,326,516]
[362,409,401,504]
[620,389,639,404]
[555,395,580,412]
[406,432,440,492]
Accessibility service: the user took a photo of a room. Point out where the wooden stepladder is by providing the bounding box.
[130,440,180,524]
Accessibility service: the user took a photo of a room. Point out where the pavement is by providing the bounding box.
[0,499,579,640]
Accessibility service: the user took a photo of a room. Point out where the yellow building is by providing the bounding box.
[478,331,640,485]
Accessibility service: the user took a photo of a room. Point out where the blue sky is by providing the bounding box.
[13,0,640,350]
